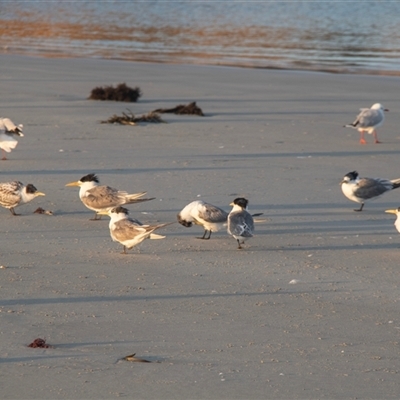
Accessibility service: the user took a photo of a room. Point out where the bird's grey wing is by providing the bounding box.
[85,186,120,208]
[354,178,392,199]
[228,212,254,237]
[198,204,228,223]
[112,219,146,242]
[357,109,382,128]
[0,181,22,207]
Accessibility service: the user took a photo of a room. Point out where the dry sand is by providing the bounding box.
[1,54,400,399]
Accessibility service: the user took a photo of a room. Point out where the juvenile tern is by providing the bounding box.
[66,173,155,220]
[341,171,400,212]
[227,197,254,249]
[344,103,388,144]
[385,208,400,233]
[0,181,45,215]
[177,200,228,239]
[98,206,173,254]
[0,118,24,160]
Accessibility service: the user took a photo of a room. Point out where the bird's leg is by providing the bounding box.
[9,207,20,216]
[197,230,211,240]
[373,129,381,144]
[121,246,127,254]
[237,239,243,250]
[354,203,364,212]
[359,130,367,145]
[1,149,7,160]
[90,212,102,221]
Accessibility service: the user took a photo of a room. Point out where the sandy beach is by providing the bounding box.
[1,54,400,399]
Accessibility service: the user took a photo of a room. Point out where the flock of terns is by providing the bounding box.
[0,169,256,252]
[1,102,400,252]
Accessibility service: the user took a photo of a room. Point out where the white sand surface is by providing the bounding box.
[1,54,400,399]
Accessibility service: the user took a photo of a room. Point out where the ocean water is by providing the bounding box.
[1,1,400,74]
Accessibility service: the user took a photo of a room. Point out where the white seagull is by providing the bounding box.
[177,200,228,239]
[385,207,400,233]
[0,181,45,215]
[344,103,388,144]
[227,197,254,249]
[66,173,155,220]
[340,171,400,212]
[98,206,173,254]
[0,118,24,160]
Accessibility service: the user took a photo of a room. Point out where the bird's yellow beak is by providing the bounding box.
[385,209,398,215]
[229,202,234,206]
[35,192,45,197]
[65,181,81,187]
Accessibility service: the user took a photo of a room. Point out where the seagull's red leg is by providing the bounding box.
[359,130,367,145]
[373,129,381,144]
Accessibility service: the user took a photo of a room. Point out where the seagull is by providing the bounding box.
[0,181,45,215]
[227,197,254,249]
[98,206,173,254]
[385,207,400,233]
[65,173,155,220]
[0,118,24,160]
[177,200,228,239]
[344,103,388,144]
[340,171,400,212]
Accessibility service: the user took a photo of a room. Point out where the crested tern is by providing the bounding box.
[0,118,24,160]
[341,171,400,212]
[344,103,388,144]
[0,181,45,215]
[227,197,254,249]
[66,173,155,220]
[98,206,173,254]
[177,200,228,239]
[385,208,400,233]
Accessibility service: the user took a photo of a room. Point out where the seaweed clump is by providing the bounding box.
[101,110,165,125]
[153,101,204,116]
[89,83,142,102]
[28,338,52,348]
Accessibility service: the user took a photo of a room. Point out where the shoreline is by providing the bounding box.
[2,49,400,78]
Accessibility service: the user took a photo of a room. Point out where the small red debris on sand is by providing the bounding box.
[28,338,52,348]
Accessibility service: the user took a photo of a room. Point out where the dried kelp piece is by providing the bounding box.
[28,338,52,348]
[122,353,151,362]
[34,207,53,215]
[153,101,204,116]
[89,83,142,102]
[101,110,165,125]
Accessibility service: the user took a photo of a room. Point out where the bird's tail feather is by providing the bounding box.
[344,123,357,128]
[391,178,400,189]
[149,233,166,240]
[125,191,156,204]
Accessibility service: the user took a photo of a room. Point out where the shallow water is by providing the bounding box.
[1,1,400,74]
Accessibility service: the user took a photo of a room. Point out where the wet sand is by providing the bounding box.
[1,54,400,399]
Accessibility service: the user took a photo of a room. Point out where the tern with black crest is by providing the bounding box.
[66,173,155,220]
[98,206,173,254]
[340,171,400,212]
[177,200,228,239]
[227,197,254,249]
[0,181,45,215]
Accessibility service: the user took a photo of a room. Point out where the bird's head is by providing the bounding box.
[230,197,249,210]
[341,171,358,185]
[65,173,99,188]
